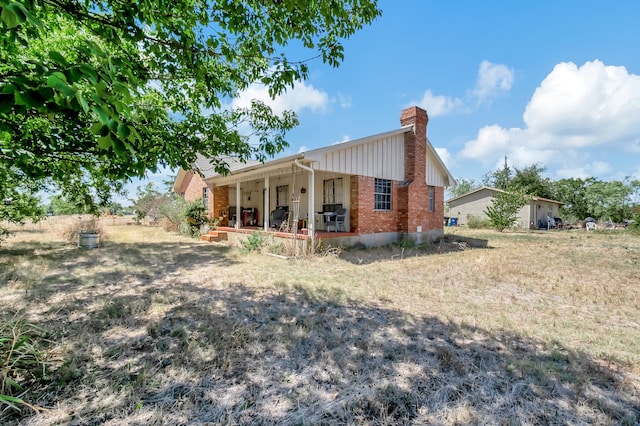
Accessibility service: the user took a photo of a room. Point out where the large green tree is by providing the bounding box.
[0,0,381,220]
[510,163,555,200]
[554,177,637,222]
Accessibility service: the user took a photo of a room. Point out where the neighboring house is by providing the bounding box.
[446,186,563,229]
[173,106,455,247]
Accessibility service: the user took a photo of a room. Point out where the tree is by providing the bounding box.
[484,189,530,232]
[481,164,513,190]
[447,178,479,199]
[0,0,381,216]
[131,183,169,222]
[554,178,590,222]
[48,194,86,215]
[510,163,554,200]
[554,177,636,223]
[0,174,44,241]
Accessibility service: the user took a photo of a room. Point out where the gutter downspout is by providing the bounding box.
[294,159,314,253]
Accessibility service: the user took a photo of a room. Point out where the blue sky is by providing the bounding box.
[132,0,640,201]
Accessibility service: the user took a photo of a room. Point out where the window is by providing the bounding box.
[428,186,435,212]
[374,178,392,210]
[202,187,209,211]
[276,185,289,207]
[323,178,343,204]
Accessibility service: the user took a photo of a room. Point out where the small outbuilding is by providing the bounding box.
[446,186,563,229]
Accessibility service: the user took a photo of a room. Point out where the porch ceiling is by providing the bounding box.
[205,158,311,186]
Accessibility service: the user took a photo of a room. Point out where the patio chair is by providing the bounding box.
[270,207,288,229]
[326,207,347,232]
[586,221,596,231]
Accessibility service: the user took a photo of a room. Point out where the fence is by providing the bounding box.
[1,215,134,232]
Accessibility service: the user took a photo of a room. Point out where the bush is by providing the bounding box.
[240,231,266,253]
[158,195,189,232]
[62,216,104,243]
[467,216,491,229]
[182,199,209,237]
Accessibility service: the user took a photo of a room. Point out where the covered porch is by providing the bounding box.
[206,156,353,249]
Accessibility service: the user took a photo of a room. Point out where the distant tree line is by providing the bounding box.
[448,163,640,224]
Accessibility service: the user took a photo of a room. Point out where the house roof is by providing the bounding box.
[179,126,455,188]
[446,186,564,204]
[172,154,262,192]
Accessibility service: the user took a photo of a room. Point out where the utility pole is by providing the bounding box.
[504,155,509,186]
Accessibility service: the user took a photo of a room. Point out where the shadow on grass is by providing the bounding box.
[4,279,638,424]
[339,234,491,265]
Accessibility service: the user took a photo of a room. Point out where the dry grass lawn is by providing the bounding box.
[1,218,639,425]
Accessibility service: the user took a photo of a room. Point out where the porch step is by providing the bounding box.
[201,230,228,242]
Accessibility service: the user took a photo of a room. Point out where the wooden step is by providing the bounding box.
[201,230,228,242]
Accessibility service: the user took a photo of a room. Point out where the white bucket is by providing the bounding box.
[78,232,100,248]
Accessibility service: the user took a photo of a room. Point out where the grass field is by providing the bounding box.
[1,219,639,424]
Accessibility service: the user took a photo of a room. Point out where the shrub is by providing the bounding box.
[484,190,530,232]
[467,216,491,229]
[62,216,103,243]
[158,195,189,232]
[182,198,209,237]
[240,231,266,253]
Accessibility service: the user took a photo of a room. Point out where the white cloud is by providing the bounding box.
[556,161,612,180]
[337,93,352,109]
[472,60,514,101]
[413,90,463,117]
[232,81,329,115]
[298,146,308,153]
[413,60,513,116]
[523,60,640,147]
[461,60,640,179]
[333,135,351,145]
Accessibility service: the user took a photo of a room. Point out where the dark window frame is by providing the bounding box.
[428,186,435,212]
[202,187,209,211]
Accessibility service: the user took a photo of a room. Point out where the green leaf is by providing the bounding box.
[1,1,26,28]
[48,51,69,68]
[91,105,110,124]
[98,134,112,149]
[46,72,75,97]
[14,90,40,108]
[116,123,130,140]
[90,122,103,134]
[75,91,89,113]
[78,64,99,84]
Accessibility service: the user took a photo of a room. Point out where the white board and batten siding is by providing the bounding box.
[306,132,406,182]
[425,137,451,188]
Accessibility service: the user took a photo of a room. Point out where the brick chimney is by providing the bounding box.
[400,106,428,183]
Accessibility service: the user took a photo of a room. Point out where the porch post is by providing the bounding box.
[235,181,241,229]
[294,159,314,251]
[263,176,270,231]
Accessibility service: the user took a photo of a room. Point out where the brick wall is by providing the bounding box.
[349,106,444,235]
[176,171,214,219]
[351,176,403,234]
[213,186,229,226]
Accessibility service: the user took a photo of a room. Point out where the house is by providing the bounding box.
[446,186,563,229]
[173,106,455,247]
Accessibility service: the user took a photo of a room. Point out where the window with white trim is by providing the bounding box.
[374,178,392,211]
